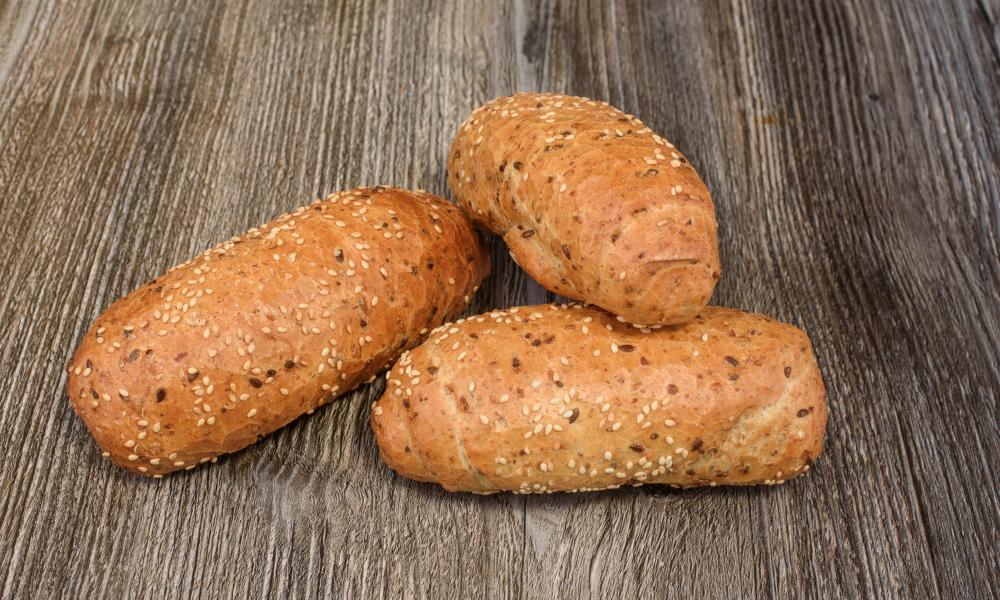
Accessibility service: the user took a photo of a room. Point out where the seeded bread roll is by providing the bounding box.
[372,304,826,494]
[66,187,490,476]
[448,93,720,326]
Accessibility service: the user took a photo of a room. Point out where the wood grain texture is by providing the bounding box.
[0,0,997,598]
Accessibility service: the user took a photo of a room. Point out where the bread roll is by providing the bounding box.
[372,304,826,494]
[66,187,490,476]
[448,93,720,325]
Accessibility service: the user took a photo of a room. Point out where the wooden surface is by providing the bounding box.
[1,0,997,598]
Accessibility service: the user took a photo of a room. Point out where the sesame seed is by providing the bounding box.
[247,409,258,418]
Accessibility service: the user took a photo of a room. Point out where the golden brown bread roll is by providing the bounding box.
[372,304,826,494]
[66,187,490,476]
[448,93,720,325]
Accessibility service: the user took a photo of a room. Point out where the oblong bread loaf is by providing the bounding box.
[67,187,490,476]
[448,93,720,325]
[372,304,826,494]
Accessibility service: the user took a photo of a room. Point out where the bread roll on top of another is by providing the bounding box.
[448,93,720,326]
[67,187,489,476]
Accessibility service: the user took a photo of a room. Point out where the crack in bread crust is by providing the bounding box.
[439,375,494,492]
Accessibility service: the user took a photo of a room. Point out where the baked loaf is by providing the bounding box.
[66,187,490,476]
[448,93,720,325]
[372,304,826,494]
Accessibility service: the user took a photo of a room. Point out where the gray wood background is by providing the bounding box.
[1,0,997,598]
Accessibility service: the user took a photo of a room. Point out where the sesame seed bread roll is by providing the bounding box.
[371,304,826,494]
[448,93,720,326]
[66,187,490,477]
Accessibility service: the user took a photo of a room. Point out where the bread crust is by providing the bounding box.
[66,187,490,476]
[448,93,720,325]
[372,304,826,494]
